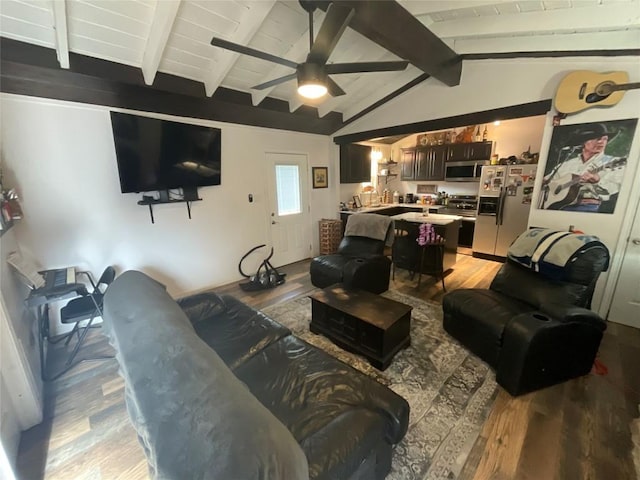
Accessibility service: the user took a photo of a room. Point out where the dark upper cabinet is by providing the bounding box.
[447,141,492,161]
[468,142,493,160]
[414,147,429,180]
[430,145,446,180]
[447,143,470,161]
[401,142,491,182]
[340,144,371,183]
[403,145,446,181]
[400,148,416,180]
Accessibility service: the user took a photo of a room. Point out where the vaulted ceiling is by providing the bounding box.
[1,0,638,126]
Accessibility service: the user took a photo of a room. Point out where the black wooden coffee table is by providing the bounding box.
[309,285,412,370]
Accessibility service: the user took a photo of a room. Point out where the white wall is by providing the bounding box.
[337,57,639,135]
[337,57,640,316]
[1,230,43,469]
[1,94,337,333]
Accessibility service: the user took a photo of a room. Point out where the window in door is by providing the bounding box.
[275,164,301,216]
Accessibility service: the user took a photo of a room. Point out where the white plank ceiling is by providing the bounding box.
[1,0,638,120]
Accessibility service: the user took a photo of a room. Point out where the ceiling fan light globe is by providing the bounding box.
[298,83,328,99]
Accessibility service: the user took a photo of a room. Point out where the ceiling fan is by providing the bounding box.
[210,0,409,99]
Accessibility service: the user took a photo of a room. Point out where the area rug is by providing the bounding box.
[262,290,498,480]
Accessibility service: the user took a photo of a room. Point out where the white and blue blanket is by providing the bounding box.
[508,228,605,280]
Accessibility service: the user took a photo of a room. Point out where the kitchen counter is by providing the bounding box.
[340,203,426,215]
[390,212,463,225]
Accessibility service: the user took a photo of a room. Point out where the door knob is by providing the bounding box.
[632,238,640,245]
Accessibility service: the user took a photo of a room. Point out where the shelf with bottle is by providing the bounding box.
[377,160,398,184]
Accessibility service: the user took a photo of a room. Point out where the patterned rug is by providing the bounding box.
[263,290,498,480]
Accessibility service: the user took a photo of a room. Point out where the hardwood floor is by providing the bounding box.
[15,253,639,480]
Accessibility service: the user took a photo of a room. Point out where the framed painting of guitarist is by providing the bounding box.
[538,118,637,214]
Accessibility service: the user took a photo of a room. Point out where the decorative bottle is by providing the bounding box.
[474,126,481,142]
[482,125,488,141]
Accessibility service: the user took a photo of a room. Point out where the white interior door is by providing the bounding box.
[608,205,640,328]
[266,153,311,267]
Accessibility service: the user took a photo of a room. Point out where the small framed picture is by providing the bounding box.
[312,167,328,189]
[353,195,362,208]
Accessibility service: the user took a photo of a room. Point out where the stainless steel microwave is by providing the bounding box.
[444,160,488,182]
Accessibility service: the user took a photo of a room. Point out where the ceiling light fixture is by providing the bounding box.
[298,82,328,99]
[297,63,328,99]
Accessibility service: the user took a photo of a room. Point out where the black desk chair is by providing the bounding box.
[59,266,116,367]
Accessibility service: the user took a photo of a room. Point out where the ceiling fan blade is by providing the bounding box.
[211,37,298,70]
[307,4,354,65]
[326,61,409,74]
[252,73,298,90]
[327,77,346,97]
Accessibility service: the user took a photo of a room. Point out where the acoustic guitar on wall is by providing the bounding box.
[554,70,640,115]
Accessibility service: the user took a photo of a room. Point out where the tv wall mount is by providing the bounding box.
[137,187,201,224]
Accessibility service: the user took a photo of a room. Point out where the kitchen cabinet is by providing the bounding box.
[340,144,371,183]
[401,145,446,181]
[429,145,447,180]
[401,142,493,182]
[468,142,493,160]
[447,141,492,162]
[400,148,416,180]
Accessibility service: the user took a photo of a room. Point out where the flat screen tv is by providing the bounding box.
[110,112,221,193]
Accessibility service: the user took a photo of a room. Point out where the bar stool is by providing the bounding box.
[417,240,446,290]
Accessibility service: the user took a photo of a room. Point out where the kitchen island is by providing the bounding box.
[390,212,462,271]
[339,206,462,271]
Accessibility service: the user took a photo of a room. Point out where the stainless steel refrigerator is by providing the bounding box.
[472,164,537,257]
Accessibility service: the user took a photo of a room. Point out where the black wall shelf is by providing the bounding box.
[377,161,398,184]
[138,197,202,224]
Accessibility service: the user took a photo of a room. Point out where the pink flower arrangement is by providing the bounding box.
[417,223,442,246]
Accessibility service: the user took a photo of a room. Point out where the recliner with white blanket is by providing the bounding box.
[442,228,610,396]
[310,214,393,294]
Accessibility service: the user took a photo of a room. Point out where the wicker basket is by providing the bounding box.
[319,219,343,255]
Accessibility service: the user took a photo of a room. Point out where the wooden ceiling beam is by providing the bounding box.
[317,48,396,118]
[141,0,181,86]
[0,38,344,136]
[453,31,640,56]
[429,3,640,39]
[51,0,69,69]
[205,0,277,97]
[341,67,423,121]
[313,0,462,87]
[333,100,552,145]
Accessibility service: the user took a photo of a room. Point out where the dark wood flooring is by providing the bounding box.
[15,253,640,480]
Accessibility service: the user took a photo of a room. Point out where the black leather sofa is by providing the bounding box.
[103,271,409,480]
[442,230,609,396]
[310,236,391,294]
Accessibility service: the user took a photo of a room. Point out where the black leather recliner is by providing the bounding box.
[442,230,610,396]
[310,235,391,294]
